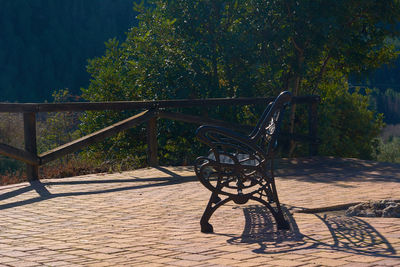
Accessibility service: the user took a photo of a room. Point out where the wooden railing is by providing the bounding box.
[0,96,320,180]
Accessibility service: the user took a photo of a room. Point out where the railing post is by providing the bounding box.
[147,115,158,167]
[23,112,39,180]
[308,100,318,156]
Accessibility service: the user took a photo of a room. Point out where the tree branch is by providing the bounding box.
[311,53,331,95]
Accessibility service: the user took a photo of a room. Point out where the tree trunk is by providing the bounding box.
[289,75,300,157]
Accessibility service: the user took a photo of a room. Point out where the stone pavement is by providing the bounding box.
[0,157,400,266]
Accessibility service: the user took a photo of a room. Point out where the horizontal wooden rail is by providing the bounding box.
[0,143,40,165]
[158,111,253,132]
[40,110,154,164]
[160,111,320,143]
[0,96,320,113]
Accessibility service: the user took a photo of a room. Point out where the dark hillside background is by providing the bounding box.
[0,0,138,102]
[350,37,400,124]
[350,57,400,124]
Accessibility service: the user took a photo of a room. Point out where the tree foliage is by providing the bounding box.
[81,0,400,163]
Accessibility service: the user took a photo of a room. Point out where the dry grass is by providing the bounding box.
[39,157,110,179]
[0,158,107,186]
[0,155,142,186]
[0,169,25,186]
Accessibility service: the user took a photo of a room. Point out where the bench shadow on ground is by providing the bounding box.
[0,166,197,210]
[226,205,398,258]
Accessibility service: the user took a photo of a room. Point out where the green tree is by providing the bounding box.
[82,0,400,164]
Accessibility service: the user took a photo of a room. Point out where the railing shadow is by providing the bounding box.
[227,205,398,258]
[0,167,197,210]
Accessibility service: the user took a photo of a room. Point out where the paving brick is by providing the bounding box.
[140,263,165,267]
[0,251,31,258]
[340,263,376,267]
[266,259,304,266]
[215,246,250,253]
[372,258,400,266]
[231,261,260,267]
[345,255,385,263]
[84,262,114,267]
[40,261,73,266]
[306,257,350,266]
[5,261,40,267]
[151,257,179,264]
[177,253,215,261]
[207,258,242,266]
[84,253,118,260]
[220,252,257,261]
[277,253,308,260]
[0,257,18,264]
[168,259,201,266]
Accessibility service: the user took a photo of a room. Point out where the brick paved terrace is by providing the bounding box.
[1,157,400,266]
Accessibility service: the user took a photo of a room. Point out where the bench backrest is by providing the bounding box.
[249,91,292,155]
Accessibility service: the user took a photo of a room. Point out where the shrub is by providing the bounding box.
[317,73,384,159]
[375,137,400,163]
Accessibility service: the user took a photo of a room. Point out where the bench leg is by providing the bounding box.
[265,183,275,203]
[266,160,290,229]
[200,192,231,233]
[269,177,290,230]
[275,211,290,230]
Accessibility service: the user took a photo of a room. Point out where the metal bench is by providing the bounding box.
[194,91,292,233]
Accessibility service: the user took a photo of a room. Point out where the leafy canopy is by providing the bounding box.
[81,0,400,163]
